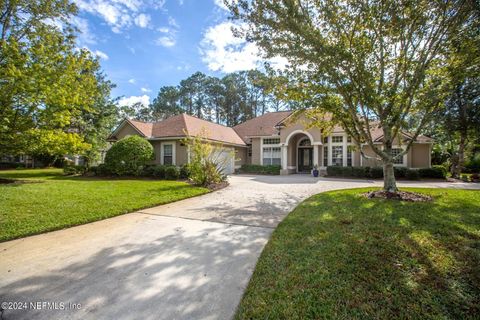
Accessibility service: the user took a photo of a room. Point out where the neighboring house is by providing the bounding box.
[109,111,433,175]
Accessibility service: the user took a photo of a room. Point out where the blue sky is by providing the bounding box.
[72,0,274,108]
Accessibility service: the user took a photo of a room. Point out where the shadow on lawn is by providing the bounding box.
[238,189,480,319]
[1,224,269,320]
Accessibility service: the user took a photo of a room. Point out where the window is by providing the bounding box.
[323,146,328,166]
[163,144,173,165]
[332,146,343,166]
[298,138,311,146]
[263,138,280,145]
[323,136,328,143]
[332,136,343,143]
[391,148,404,165]
[347,150,352,166]
[247,145,252,157]
[263,147,281,165]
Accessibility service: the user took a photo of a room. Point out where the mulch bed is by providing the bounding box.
[363,190,432,202]
[206,181,229,191]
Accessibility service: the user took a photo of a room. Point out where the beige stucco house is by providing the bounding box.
[109,111,433,175]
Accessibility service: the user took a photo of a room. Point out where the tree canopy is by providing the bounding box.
[0,0,117,163]
[230,0,476,191]
[136,70,293,126]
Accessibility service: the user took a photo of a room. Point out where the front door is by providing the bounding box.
[298,148,313,172]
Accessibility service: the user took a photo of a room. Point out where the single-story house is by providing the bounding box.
[109,111,433,175]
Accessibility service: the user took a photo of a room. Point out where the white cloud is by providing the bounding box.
[134,13,151,28]
[118,95,150,108]
[72,17,97,45]
[128,78,136,84]
[94,50,109,60]
[200,21,287,73]
[214,0,228,10]
[200,21,258,73]
[74,0,164,33]
[156,36,176,47]
[141,87,151,93]
[168,16,179,28]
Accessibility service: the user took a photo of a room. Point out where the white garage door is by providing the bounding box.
[216,148,235,175]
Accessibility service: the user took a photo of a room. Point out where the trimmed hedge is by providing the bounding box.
[0,162,25,170]
[418,165,447,179]
[63,165,87,175]
[326,166,445,180]
[239,164,281,175]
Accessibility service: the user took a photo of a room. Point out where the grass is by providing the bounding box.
[0,169,209,242]
[236,188,480,319]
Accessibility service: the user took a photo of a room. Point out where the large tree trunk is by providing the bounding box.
[383,161,398,192]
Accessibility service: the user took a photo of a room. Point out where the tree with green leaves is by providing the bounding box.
[150,86,182,121]
[437,17,480,178]
[0,0,114,163]
[230,0,475,192]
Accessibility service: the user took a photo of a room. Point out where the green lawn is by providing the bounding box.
[0,169,208,242]
[236,188,480,319]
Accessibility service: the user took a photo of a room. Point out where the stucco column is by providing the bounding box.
[313,144,319,167]
[281,145,288,170]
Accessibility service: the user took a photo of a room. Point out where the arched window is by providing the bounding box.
[298,138,311,147]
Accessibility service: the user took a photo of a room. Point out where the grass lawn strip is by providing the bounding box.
[0,169,209,242]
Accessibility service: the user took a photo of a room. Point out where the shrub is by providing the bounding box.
[0,162,24,170]
[94,163,112,176]
[326,166,344,176]
[418,165,447,179]
[470,173,479,182]
[182,129,229,186]
[240,164,281,175]
[179,164,191,179]
[155,166,168,179]
[165,166,180,180]
[405,169,420,180]
[63,165,86,176]
[369,167,384,179]
[104,136,154,176]
[394,167,408,178]
[351,166,367,177]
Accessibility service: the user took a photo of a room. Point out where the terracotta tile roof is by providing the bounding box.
[128,119,153,137]
[129,114,245,146]
[233,111,292,143]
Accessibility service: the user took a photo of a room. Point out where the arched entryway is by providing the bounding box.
[284,131,316,174]
[297,137,313,172]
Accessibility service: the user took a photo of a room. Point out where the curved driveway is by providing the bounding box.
[1,175,478,320]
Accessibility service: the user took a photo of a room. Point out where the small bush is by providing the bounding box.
[63,165,86,176]
[179,164,191,179]
[104,135,154,176]
[240,164,281,175]
[418,166,447,179]
[369,167,384,179]
[470,173,479,182]
[405,169,420,180]
[165,166,180,180]
[0,162,24,170]
[351,166,367,177]
[94,163,112,176]
[153,165,167,179]
[394,167,408,178]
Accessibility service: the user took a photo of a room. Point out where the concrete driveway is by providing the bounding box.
[1,175,478,320]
